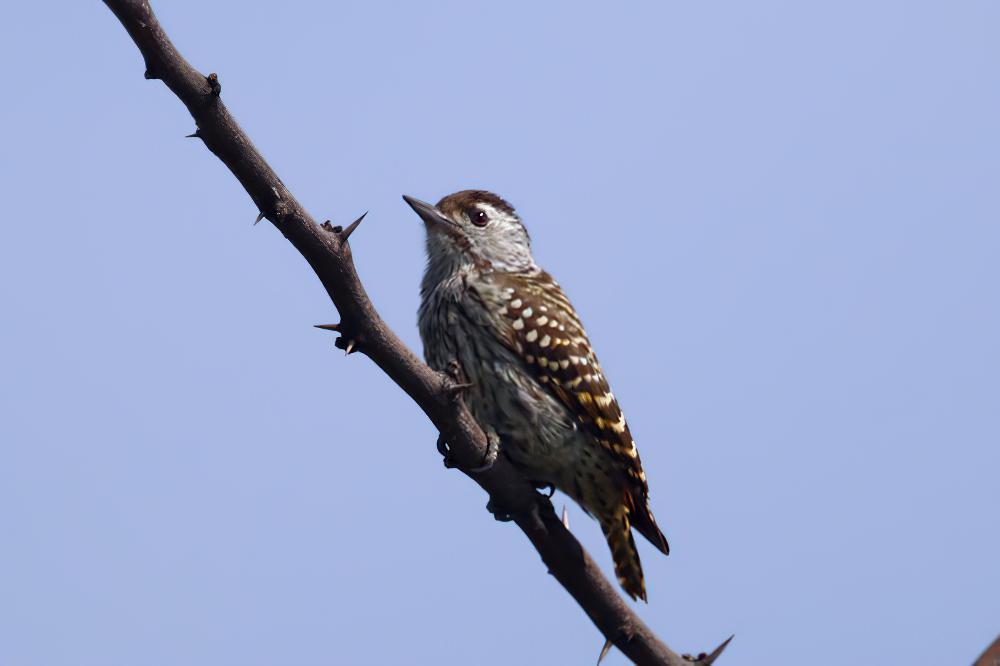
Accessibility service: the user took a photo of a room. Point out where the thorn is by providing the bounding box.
[339,211,368,242]
[443,360,473,401]
[143,69,158,80]
[561,505,570,529]
[321,220,336,233]
[185,130,201,139]
[344,340,355,355]
[596,638,614,666]
[254,211,265,225]
[702,635,734,665]
[447,381,474,394]
[314,323,341,332]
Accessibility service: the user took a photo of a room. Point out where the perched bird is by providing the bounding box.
[405,190,669,601]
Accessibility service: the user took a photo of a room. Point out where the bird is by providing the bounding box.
[404,190,669,601]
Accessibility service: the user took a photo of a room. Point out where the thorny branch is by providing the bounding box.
[101,2,729,663]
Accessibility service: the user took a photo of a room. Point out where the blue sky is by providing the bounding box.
[1,2,997,664]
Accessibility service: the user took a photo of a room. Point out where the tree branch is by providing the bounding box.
[101,2,728,663]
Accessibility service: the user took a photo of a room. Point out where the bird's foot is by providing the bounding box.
[437,428,500,472]
[467,428,500,473]
[436,433,458,469]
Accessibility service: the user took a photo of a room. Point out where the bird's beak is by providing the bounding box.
[403,195,452,229]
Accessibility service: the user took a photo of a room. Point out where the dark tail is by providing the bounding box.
[600,507,647,602]
[630,497,670,556]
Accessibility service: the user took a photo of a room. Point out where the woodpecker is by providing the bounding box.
[405,190,669,601]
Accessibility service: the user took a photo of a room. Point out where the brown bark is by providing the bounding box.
[100,2,730,663]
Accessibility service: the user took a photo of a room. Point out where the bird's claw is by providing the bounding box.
[437,429,499,472]
[467,429,500,473]
[437,433,458,469]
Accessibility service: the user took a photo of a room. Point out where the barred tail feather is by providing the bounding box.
[600,508,647,602]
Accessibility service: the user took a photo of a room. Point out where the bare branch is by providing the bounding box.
[101,1,726,663]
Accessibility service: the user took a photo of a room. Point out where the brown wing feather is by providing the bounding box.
[476,270,669,556]
[488,272,650,489]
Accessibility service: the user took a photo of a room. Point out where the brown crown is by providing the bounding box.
[436,190,517,218]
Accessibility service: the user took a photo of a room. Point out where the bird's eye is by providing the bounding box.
[470,209,489,227]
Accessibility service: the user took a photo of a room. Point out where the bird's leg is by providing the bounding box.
[437,358,495,471]
[437,428,500,470]
[439,427,500,472]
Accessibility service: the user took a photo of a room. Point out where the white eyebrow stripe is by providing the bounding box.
[476,203,501,218]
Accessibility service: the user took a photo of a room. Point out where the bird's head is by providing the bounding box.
[404,190,535,274]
